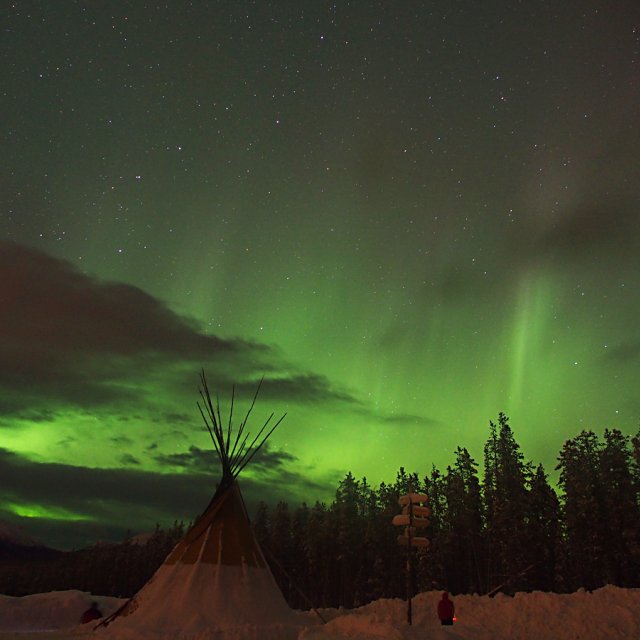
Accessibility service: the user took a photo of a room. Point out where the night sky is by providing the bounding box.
[2,2,639,550]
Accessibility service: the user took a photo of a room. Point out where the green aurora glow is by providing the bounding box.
[1,2,639,548]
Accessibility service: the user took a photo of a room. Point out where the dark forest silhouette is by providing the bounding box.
[2,414,639,608]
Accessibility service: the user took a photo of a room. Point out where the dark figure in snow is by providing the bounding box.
[80,601,103,624]
[437,591,455,625]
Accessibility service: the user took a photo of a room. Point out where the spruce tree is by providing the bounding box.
[599,429,639,585]
[334,472,364,607]
[422,465,446,590]
[289,503,310,608]
[443,447,483,594]
[526,464,560,591]
[304,501,333,606]
[556,430,605,589]
[483,413,531,593]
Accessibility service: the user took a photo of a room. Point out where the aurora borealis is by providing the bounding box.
[2,2,639,549]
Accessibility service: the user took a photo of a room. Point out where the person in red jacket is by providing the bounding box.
[437,591,455,625]
[80,601,103,624]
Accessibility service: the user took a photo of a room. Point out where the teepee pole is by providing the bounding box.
[197,372,286,480]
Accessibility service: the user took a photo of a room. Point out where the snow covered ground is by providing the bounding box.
[1,586,639,639]
[0,590,121,639]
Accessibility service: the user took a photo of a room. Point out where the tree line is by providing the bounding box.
[254,414,640,608]
[0,522,186,598]
[2,414,640,608]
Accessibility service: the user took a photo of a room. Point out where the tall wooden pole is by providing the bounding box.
[407,483,413,625]
[406,540,412,624]
[395,485,430,627]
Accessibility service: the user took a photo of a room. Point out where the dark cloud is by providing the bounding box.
[250,443,299,469]
[434,199,639,304]
[154,442,298,475]
[0,241,245,358]
[0,242,360,418]
[0,447,333,549]
[376,412,442,427]
[186,372,363,420]
[0,242,267,414]
[161,412,193,424]
[0,447,206,520]
[532,203,639,262]
[154,445,219,474]
[0,409,56,424]
[255,373,362,405]
[350,405,442,429]
[238,468,337,512]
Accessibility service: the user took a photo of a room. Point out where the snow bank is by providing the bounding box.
[302,585,640,640]
[2,585,640,639]
[0,590,123,633]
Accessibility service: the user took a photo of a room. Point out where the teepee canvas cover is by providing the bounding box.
[99,374,306,639]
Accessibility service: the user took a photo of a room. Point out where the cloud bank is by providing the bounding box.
[0,242,380,547]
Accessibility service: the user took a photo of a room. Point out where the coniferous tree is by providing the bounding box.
[440,448,484,594]
[289,502,310,608]
[526,464,560,591]
[333,472,364,608]
[556,430,605,589]
[422,465,446,590]
[352,477,379,606]
[631,429,640,496]
[599,429,640,585]
[373,480,406,598]
[554,429,640,589]
[303,501,333,607]
[483,413,531,593]
[630,429,640,564]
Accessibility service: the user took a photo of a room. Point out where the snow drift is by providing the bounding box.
[303,586,640,639]
[0,590,121,633]
[1,585,640,639]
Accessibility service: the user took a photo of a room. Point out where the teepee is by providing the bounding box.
[99,372,307,639]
